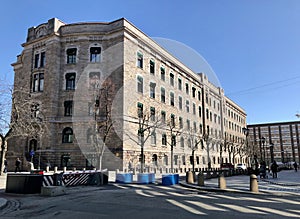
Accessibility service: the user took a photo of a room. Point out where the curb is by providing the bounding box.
[0,198,8,210]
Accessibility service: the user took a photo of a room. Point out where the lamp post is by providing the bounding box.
[242,127,250,166]
[203,133,210,169]
[269,142,274,164]
[261,137,266,162]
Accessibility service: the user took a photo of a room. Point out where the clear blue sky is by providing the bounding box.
[1,0,300,125]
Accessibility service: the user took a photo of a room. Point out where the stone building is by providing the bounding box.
[7,18,247,172]
[247,121,300,166]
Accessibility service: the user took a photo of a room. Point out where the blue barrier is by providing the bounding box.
[162,174,178,186]
[116,173,133,183]
[148,173,155,184]
[137,173,149,184]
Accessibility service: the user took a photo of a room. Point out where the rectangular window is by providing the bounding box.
[178,96,182,110]
[67,48,77,64]
[32,73,44,92]
[178,78,182,90]
[180,137,184,148]
[150,107,155,121]
[186,119,190,130]
[186,100,190,113]
[64,100,73,116]
[90,47,101,62]
[137,102,143,118]
[161,87,165,103]
[34,54,39,68]
[150,60,155,74]
[198,106,202,117]
[185,83,189,95]
[179,117,183,129]
[171,114,175,127]
[192,87,196,98]
[137,76,143,93]
[193,122,197,132]
[198,91,201,101]
[171,135,176,147]
[193,103,196,115]
[66,73,76,90]
[170,92,175,106]
[150,82,156,99]
[151,131,156,145]
[162,134,167,146]
[161,67,165,81]
[170,73,174,86]
[40,52,46,67]
[161,111,166,124]
[137,52,143,68]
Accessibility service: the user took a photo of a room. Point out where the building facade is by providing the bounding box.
[247,121,300,166]
[7,18,247,172]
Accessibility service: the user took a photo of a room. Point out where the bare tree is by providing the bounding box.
[165,116,181,173]
[184,127,202,172]
[123,104,161,173]
[0,81,12,174]
[88,86,115,170]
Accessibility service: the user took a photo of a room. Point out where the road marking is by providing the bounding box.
[112,184,129,189]
[147,190,168,196]
[217,204,266,214]
[128,184,152,190]
[194,194,218,199]
[213,194,240,200]
[249,206,300,217]
[156,186,176,190]
[240,197,279,203]
[268,197,300,205]
[166,199,207,215]
[288,209,300,213]
[186,201,228,211]
[135,189,154,197]
[167,192,188,197]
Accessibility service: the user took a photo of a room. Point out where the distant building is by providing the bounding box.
[247,121,300,166]
[7,18,247,172]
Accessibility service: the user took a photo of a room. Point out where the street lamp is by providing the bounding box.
[269,142,274,164]
[203,132,210,169]
[261,137,266,162]
[242,127,250,166]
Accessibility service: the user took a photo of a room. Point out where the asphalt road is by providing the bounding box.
[1,183,300,218]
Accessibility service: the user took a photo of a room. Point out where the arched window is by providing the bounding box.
[62,127,73,143]
[152,154,158,166]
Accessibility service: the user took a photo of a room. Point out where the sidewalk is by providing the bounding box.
[180,170,300,195]
[0,173,7,210]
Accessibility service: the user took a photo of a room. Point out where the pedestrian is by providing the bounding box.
[293,162,298,172]
[3,159,7,173]
[271,161,278,178]
[259,161,267,179]
[15,157,21,172]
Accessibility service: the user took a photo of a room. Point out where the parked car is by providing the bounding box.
[220,163,234,170]
[236,163,247,170]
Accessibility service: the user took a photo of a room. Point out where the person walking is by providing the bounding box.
[15,157,21,172]
[271,161,278,178]
[293,162,298,172]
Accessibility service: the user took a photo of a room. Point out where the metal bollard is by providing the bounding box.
[218,174,226,189]
[186,171,194,184]
[197,172,205,186]
[46,166,50,172]
[250,174,258,193]
[54,166,58,173]
[63,167,67,172]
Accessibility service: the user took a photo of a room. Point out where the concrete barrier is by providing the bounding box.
[41,186,66,196]
[197,172,205,186]
[186,171,194,184]
[250,174,258,192]
[218,174,226,189]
